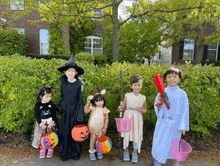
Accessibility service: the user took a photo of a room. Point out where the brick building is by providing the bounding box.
[0,1,104,55]
[172,25,220,64]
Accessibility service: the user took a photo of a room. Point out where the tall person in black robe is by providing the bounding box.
[56,55,85,161]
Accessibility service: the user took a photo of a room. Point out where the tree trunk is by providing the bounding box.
[61,25,70,50]
[194,25,206,64]
[195,45,204,64]
[112,0,120,63]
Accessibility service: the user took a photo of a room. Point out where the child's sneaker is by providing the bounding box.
[47,148,54,158]
[131,152,138,163]
[40,147,46,158]
[154,160,161,166]
[89,153,96,160]
[123,151,130,161]
[97,152,103,159]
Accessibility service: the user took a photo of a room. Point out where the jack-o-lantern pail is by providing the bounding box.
[41,131,58,149]
[96,136,112,154]
[72,125,90,142]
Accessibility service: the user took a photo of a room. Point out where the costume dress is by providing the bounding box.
[32,101,57,148]
[152,86,189,164]
[88,106,110,137]
[56,75,85,161]
[121,92,146,153]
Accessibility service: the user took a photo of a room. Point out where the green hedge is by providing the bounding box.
[94,53,108,66]
[24,54,71,60]
[201,60,220,66]
[75,52,94,63]
[0,54,220,138]
[0,28,28,56]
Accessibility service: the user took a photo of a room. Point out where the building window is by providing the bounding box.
[183,38,195,60]
[14,28,25,35]
[85,36,103,55]
[92,9,103,20]
[207,44,218,60]
[40,29,49,55]
[10,0,24,10]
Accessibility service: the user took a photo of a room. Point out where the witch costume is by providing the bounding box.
[56,55,85,161]
[152,86,189,164]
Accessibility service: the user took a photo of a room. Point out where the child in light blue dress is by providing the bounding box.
[152,67,189,166]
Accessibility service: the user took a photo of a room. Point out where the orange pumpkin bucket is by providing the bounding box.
[72,125,90,142]
[41,131,58,149]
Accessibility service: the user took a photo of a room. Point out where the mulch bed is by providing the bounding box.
[0,120,219,162]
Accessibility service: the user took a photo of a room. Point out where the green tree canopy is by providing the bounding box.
[2,0,220,63]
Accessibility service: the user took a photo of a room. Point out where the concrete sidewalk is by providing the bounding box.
[0,155,219,166]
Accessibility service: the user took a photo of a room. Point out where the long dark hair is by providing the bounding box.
[37,87,53,101]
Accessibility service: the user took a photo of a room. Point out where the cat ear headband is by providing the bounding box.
[88,89,106,100]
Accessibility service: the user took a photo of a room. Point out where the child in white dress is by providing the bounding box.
[118,75,147,163]
[85,88,110,160]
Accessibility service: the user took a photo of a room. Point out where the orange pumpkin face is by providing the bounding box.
[72,125,89,142]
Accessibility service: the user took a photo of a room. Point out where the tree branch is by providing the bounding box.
[120,4,204,26]
[154,5,204,13]
[57,14,112,19]
[62,0,97,4]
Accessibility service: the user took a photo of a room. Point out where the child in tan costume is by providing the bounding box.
[84,88,110,160]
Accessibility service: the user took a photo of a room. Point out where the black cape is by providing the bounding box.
[56,75,85,161]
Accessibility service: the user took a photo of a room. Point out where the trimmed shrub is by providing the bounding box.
[0,27,28,56]
[94,53,107,66]
[75,52,94,63]
[201,60,220,66]
[24,54,70,60]
[0,54,220,138]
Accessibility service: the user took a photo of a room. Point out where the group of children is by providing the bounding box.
[32,56,189,166]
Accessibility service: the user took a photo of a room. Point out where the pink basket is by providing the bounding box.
[115,118,133,133]
[170,138,192,161]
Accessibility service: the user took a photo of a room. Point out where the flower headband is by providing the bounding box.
[170,67,180,73]
[88,89,106,100]
[169,67,183,78]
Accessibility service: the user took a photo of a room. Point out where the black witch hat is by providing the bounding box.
[57,55,84,75]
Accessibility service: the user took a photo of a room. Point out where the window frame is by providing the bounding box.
[10,0,25,11]
[39,29,50,55]
[183,38,195,61]
[14,28,25,35]
[85,36,103,55]
[92,9,103,20]
[207,44,218,60]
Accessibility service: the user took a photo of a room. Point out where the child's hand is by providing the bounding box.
[157,98,164,109]
[87,96,91,104]
[118,106,125,112]
[137,106,144,113]
[48,125,52,129]
[102,128,106,136]
[41,124,46,130]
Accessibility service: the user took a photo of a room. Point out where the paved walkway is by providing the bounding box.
[0,155,219,166]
